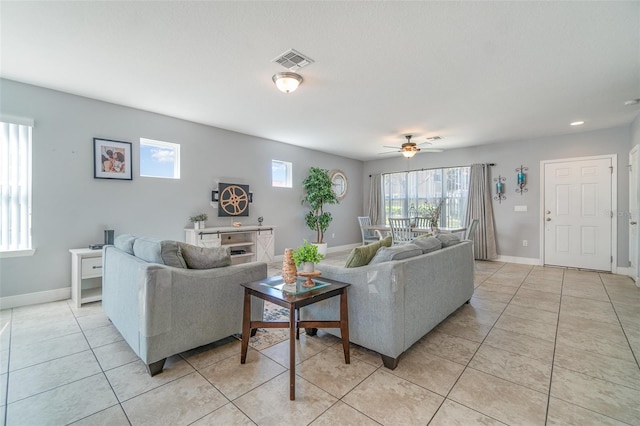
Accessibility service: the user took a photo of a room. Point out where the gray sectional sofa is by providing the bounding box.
[301,238,474,369]
[102,236,267,375]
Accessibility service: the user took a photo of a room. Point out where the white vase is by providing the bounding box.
[302,261,315,273]
[313,242,328,256]
[199,221,206,229]
[194,222,200,229]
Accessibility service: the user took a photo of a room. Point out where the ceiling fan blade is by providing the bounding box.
[419,149,444,153]
[378,150,400,155]
[416,141,433,147]
[382,145,400,149]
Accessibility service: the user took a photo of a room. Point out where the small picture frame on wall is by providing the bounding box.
[93,138,132,180]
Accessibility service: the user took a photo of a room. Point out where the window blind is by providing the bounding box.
[1,120,33,251]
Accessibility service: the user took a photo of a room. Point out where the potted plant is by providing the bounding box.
[189,213,208,229]
[292,240,324,272]
[301,167,339,254]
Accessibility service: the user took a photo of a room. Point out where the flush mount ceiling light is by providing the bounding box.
[272,72,303,93]
[570,121,585,126]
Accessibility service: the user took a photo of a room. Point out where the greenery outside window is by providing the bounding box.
[382,166,470,228]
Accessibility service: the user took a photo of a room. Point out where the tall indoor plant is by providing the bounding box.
[302,167,339,249]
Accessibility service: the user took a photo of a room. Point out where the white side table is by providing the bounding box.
[69,248,103,308]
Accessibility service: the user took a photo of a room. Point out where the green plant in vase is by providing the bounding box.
[292,240,324,272]
[301,167,339,245]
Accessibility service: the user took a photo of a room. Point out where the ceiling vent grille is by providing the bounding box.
[272,49,314,71]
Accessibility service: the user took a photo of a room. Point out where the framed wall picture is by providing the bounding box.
[93,138,132,180]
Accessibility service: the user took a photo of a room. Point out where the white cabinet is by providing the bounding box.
[69,248,103,308]
[185,225,275,265]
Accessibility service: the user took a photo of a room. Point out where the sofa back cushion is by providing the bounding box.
[178,243,231,269]
[369,243,423,264]
[114,234,137,255]
[436,233,461,247]
[411,236,442,253]
[344,236,393,268]
[132,237,187,268]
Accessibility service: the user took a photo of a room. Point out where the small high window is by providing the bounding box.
[140,138,180,179]
[272,160,292,188]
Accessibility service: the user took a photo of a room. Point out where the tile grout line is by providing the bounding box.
[424,261,524,424]
[68,301,133,426]
[543,266,565,426]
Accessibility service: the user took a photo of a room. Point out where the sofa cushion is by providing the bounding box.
[369,243,423,264]
[132,237,187,268]
[435,233,461,247]
[411,236,442,253]
[344,236,393,268]
[178,243,231,269]
[114,234,137,255]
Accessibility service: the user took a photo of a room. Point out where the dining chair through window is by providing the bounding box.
[413,217,430,229]
[388,218,413,245]
[357,216,382,245]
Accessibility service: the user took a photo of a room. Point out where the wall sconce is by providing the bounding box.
[494,175,506,203]
[515,165,528,195]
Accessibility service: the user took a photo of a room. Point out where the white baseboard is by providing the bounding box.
[0,287,70,310]
[493,255,542,265]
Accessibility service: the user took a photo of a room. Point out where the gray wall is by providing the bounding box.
[364,125,632,266]
[0,79,363,298]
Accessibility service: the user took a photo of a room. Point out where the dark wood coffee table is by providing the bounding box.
[240,275,350,400]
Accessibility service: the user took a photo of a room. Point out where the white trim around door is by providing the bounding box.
[540,154,618,273]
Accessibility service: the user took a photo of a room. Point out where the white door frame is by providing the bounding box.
[539,154,618,272]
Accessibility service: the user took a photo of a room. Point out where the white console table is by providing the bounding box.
[185,225,275,265]
[69,248,103,308]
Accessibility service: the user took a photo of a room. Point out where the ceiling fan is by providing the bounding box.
[381,135,444,158]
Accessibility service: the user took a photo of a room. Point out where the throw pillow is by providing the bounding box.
[132,237,187,268]
[435,233,461,247]
[178,243,231,269]
[369,243,423,264]
[114,234,136,254]
[344,236,392,268]
[411,236,442,253]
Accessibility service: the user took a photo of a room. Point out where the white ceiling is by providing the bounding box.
[1,1,639,161]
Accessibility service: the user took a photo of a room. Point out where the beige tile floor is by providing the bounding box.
[1,253,640,425]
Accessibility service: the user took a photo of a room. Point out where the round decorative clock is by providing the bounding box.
[329,169,348,200]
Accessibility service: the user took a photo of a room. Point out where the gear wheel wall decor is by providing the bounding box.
[215,183,251,217]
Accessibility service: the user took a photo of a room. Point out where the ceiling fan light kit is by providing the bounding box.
[272,72,303,93]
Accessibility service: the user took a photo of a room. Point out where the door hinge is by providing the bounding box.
[610,166,614,174]
[611,211,614,218]
[611,256,613,263]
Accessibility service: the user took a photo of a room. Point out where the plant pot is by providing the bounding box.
[199,221,206,229]
[313,242,327,256]
[302,261,315,273]
[193,222,200,229]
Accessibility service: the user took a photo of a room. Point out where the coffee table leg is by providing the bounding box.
[240,290,251,364]
[340,289,350,364]
[289,305,296,400]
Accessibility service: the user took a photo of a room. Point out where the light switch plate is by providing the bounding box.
[514,205,527,212]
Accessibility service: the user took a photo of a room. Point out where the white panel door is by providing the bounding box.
[629,146,639,281]
[544,158,612,270]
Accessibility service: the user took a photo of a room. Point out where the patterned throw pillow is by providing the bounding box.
[344,236,393,268]
[178,243,231,269]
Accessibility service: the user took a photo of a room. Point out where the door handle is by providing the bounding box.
[546,217,551,221]
[631,221,638,225]
[546,210,551,214]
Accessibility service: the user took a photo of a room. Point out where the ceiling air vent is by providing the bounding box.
[272,49,314,71]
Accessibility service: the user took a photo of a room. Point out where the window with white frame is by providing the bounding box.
[272,160,292,188]
[0,117,33,253]
[140,138,180,179]
[382,166,470,227]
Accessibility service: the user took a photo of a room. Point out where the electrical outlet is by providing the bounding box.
[523,240,528,247]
